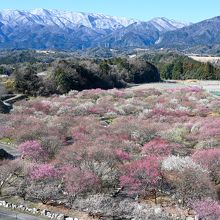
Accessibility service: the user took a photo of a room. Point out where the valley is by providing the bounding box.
[0,77,220,219]
[0,4,220,220]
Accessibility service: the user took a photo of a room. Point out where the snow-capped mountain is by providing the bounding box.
[149,17,191,32]
[91,18,191,48]
[0,9,191,50]
[0,8,137,30]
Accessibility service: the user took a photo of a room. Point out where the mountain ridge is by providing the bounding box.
[0,8,197,50]
[0,8,138,30]
[0,8,189,30]
[158,16,220,47]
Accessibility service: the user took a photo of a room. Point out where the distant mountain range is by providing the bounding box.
[157,16,220,49]
[0,8,219,52]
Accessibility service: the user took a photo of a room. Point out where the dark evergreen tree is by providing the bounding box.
[15,66,43,96]
[172,61,183,80]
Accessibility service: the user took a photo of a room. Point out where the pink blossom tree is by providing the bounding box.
[18,140,49,162]
[27,164,60,204]
[31,100,51,114]
[10,115,47,143]
[56,141,121,189]
[192,148,220,183]
[142,137,179,156]
[114,149,130,162]
[119,156,161,203]
[192,199,220,220]
[71,126,87,142]
[29,164,58,181]
[198,118,220,139]
[0,125,14,140]
[63,166,100,205]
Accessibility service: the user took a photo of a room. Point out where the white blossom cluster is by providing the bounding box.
[73,101,95,115]
[161,155,206,173]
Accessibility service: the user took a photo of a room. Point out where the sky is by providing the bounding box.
[0,0,220,23]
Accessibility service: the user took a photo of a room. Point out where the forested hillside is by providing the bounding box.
[0,56,160,96]
[142,52,220,80]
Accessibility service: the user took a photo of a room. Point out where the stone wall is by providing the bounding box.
[0,200,78,220]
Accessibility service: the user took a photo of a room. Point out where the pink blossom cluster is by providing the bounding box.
[29,164,58,181]
[18,140,48,162]
[192,199,220,220]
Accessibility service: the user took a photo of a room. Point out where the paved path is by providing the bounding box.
[0,143,19,158]
[0,94,27,113]
[0,208,44,220]
[4,94,27,105]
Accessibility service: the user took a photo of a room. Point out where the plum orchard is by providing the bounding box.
[0,87,219,218]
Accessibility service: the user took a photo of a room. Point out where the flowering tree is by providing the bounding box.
[1,83,220,213]
[18,140,48,162]
[114,149,130,162]
[10,115,47,143]
[161,156,215,205]
[27,164,60,204]
[71,126,87,142]
[174,167,215,205]
[161,155,203,172]
[63,166,100,205]
[56,139,121,188]
[26,182,60,204]
[142,137,179,156]
[110,116,158,145]
[31,100,51,114]
[119,156,161,203]
[0,160,23,196]
[197,118,220,139]
[192,199,220,220]
[192,148,220,183]
[29,164,58,181]
[0,125,14,139]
